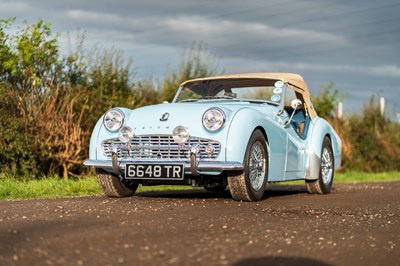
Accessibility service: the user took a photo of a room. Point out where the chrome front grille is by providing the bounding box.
[102,135,221,160]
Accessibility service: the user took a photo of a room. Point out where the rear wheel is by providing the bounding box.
[306,136,334,194]
[228,129,268,201]
[96,169,138,197]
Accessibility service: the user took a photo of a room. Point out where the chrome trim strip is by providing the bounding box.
[84,159,244,172]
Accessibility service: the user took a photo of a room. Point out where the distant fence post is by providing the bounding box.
[338,102,343,119]
[380,96,385,116]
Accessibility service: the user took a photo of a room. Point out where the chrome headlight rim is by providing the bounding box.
[103,108,125,132]
[202,107,226,132]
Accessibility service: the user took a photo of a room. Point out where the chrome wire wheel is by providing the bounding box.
[228,129,268,202]
[321,147,333,185]
[249,141,266,191]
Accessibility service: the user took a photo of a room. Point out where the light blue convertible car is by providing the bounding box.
[84,73,341,201]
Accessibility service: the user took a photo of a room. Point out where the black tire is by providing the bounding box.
[96,169,138,197]
[306,136,334,194]
[228,129,268,201]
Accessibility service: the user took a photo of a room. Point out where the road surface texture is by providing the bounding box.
[1,182,399,266]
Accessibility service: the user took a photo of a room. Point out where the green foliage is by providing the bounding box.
[159,42,219,102]
[1,18,399,181]
[0,18,136,179]
[132,76,160,107]
[0,18,15,77]
[0,175,101,200]
[334,171,400,183]
[79,45,136,132]
[0,84,39,176]
[312,82,346,118]
[0,20,221,179]
[342,96,400,172]
[1,18,61,93]
[0,175,197,200]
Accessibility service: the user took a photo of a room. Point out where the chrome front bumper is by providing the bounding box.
[84,152,243,176]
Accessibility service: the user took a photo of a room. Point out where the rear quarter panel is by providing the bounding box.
[306,117,342,180]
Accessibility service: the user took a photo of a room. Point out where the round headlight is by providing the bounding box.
[172,126,189,144]
[118,126,134,143]
[202,108,225,132]
[103,109,124,132]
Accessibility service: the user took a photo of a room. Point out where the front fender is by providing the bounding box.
[225,108,287,181]
[225,108,265,163]
[88,117,103,160]
[88,107,134,160]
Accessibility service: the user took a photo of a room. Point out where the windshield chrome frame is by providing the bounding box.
[172,81,288,112]
[172,85,184,103]
[277,84,287,115]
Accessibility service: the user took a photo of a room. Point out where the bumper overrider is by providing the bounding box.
[84,144,244,176]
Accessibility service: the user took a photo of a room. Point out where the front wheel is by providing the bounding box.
[228,129,268,201]
[96,169,138,197]
[306,136,334,194]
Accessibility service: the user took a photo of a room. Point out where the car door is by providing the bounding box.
[282,88,306,180]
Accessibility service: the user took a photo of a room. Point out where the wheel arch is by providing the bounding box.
[255,125,269,145]
[306,117,337,180]
[225,108,271,164]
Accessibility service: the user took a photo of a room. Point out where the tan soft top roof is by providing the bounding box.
[181,73,317,119]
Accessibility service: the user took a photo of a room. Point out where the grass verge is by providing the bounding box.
[335,171,400,183]
[0,171,399,200]
[0,175,195,200]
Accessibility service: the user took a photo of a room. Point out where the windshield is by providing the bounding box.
[174,78,284,105]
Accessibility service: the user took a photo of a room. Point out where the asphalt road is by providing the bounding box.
[1,182,399,266]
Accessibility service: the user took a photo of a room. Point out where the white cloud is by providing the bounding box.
[162,16,349,47]
[66,9,129,25]
[0,0,398,114]
[0,1,29,13]
[369,65,400,78]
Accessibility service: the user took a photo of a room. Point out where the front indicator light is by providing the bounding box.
[205,144,215,156]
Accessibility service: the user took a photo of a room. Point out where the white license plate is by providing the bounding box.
[125,164,184,180]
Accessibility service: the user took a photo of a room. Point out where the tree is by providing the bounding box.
[159,42,220,102]
[0,18,137,178]
[312,82,346,119]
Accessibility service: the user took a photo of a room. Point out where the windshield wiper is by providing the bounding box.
[201,96,234,100]
[180,99,200,102]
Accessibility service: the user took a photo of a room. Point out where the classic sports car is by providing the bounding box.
[84,73,341,201]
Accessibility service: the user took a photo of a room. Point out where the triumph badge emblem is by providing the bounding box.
[160,112,169,121]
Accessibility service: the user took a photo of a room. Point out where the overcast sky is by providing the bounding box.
[1,0,400,118]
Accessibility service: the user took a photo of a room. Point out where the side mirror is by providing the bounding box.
[284,99,302,127]
[291,98,302,110]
